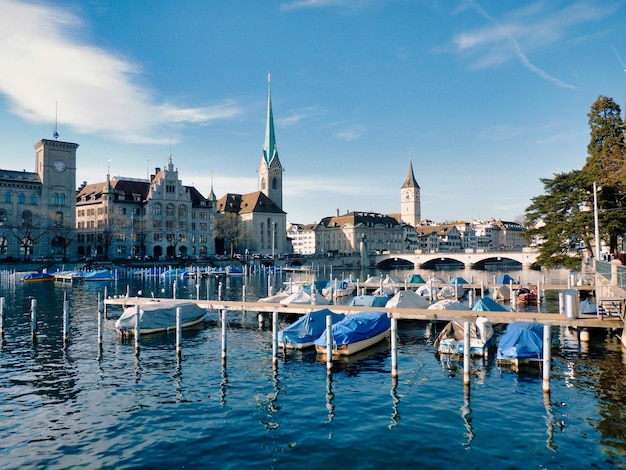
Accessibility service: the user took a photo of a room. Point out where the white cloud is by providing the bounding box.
[450,1,616,89]
[0,0,241,144]
[334,126,366,141]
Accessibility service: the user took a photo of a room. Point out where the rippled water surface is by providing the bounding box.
[1,267,625,469]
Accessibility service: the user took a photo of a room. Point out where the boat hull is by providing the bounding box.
[115,300,206,335]
[315,329,389,356]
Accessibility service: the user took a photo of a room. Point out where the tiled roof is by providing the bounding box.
[216,191,285,215]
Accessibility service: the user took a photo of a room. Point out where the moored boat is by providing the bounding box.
[517,285,538,303]
[115,300,207,335]
[84,269,117,281]
[496,322,544,370]
[22,272,55,283]
[314,311,391,356]
[434,316,495,357]
[278,308,345,349]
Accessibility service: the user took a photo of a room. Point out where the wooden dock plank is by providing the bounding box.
[104,297,623,329]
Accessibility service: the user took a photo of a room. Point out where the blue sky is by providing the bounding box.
[0,0,624,225]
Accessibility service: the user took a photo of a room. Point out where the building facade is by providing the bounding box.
[76,156,217,260]
[315,211,405,255]
[0,139,78,260]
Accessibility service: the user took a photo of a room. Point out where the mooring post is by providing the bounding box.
[272,310,278,366]
[463,320,471,386]
[390,314,398,379]
[218,282,223,302]
[0,296,5,338]
[221,309,227,364]
[63,292,69,345]
[242,285,246,303]
[267,274,272,297]
[134,305,140,353]
[173,281,177,299]
[196,283,200,301]
[480,280,484,299]
[31,298,37,338]
[543,324,551,393]
[97,295,103,348]
[103,286,108,318]
[326,313,333,372]
[176,307,182,359]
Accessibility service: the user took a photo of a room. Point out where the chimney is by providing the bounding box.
[336,208,339,217]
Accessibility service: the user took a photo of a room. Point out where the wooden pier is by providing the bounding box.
[103,297,623,330]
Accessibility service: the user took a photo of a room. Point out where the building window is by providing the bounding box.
[4,192,11,203]
[0,237,7,254]
[0,209,5,226]
[18,193,25,204]
[178,205,187,217]
[166,204,174,217]
[118,207,126,215]
[60,194,65,206]
[153,203,162,216]
[154,233,163,242]
[22,210,32,226]
[52,194,58,205]
[55,211,64,227]
[30,194,37,205]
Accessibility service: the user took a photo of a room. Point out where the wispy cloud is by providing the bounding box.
[277,107,326,127]
[280,0,381,12]
[0,0,241,144]
[334,126,366,141]
[450,1,617,89]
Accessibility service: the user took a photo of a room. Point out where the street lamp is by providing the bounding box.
[593,181,600,261]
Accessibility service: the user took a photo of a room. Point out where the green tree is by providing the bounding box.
[584,95,626,255]
[523,170,592,269]
[524,95,626,267]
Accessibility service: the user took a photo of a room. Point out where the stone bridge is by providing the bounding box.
[370,250,539,269]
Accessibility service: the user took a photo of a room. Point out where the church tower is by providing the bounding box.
[258,73,283,210]
[400,158,420,226]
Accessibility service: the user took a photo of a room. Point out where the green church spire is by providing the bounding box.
[262,72,278,165]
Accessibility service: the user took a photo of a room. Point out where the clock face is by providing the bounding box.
[403,189,412,201]
[53,160,66,173]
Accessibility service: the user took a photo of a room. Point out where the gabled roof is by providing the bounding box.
[216,191,285,215]
[417,224,460,237]
[317,211,400,229]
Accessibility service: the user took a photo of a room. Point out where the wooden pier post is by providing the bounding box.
[390,315,398,379]
[173,281,177,299]
[543,324,551,393]
[31,298,37,338]
[63,293,69,345]
[325,313,333,372]
[272,310,278,366]
[134,305,140,353]
[221,309,227,364]
[97,295,103,348]
[463,320,471,386]
[196,283,200,301]
[0,297,4,338]
[176,307,182,359]
[104,286,108,318]
[218,282,223,301]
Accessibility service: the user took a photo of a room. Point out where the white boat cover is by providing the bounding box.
[428,299,469,310]
[258,290,290,303]
[115,300,206,333]
[385,289,429,309]
[280,290,330,305]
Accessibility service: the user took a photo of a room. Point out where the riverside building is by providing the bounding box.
[0,139,78,260]
[75,156,217,260]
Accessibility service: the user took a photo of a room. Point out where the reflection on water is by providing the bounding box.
[0,267,624,468]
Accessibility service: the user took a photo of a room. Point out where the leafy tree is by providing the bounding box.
[584,95,626,255]
[524,95,626,267]
[523,170,592,269]
[212,212,246,259]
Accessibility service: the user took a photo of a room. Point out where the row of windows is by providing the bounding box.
[3,192,67,206]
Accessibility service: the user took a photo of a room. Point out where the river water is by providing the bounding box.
[0,266,624,469]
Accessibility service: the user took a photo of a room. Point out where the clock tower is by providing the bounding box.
[258,73,283,210]
[35,138,78,247]
[400,158,420,227]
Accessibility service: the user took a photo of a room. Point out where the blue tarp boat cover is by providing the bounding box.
[495,274,517,285]
[314,311,391,347]
[472,297,508,312]
[449,277,469,285]
[349,294,390,307]
[497,322,543,359]
[278,308,345,347]
[407,274,426,284]
[304,280,330,293]
[84,269,117,281]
